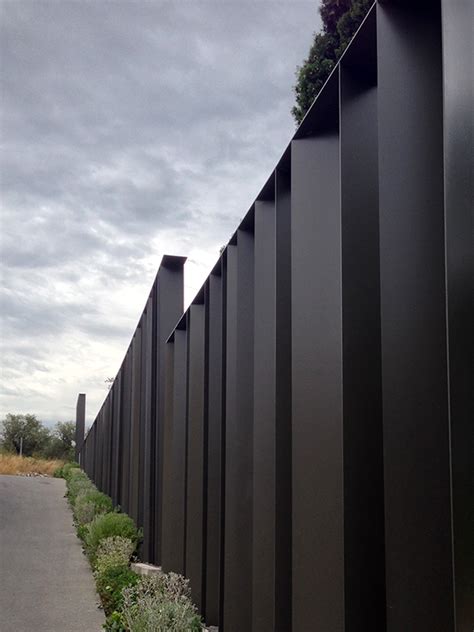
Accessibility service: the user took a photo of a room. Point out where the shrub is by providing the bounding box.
[121,572,202,631]
[57,461,80,480]
[95,565,138,615]
[74,489,113,526]
[69,478,94,503]
[122,593,202,631]
[104,610,127,631]
[94,536,135,575]
[67,472,95,504]
[120,571,191,604]
[67,467,86,478]
[76,524,89,542]
[86,512,139,561]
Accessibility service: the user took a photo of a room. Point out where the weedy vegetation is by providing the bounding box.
[0,453,65,476]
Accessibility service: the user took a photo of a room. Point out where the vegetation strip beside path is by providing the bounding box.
[60,463,204,631]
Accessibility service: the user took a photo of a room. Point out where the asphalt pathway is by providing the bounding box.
[0,474,104,632]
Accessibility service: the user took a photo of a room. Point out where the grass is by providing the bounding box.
[0,453,65,476]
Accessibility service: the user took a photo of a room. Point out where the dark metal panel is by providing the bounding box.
[138,310,148,531]
[274,168,292,631]
[441,1,474,629]
[205,269,224,627]
[161,338,175,573]
[101,406,106,490]
[164,327,188,575]
[102,400,107,493]
[111,374,122,505]
[96,409,102,489]
[291,90,343,630]
[95,417,99,485]
[85,427,90,478]
[104,402,109,493]
[103,396,111,496]
[90,429,94,478]
[101,407,106,490]
[154,259,186,565]
[91,422,96,482]
[252,198,277,632]
[95,410,101,488]
[86,426,92,480]
[377,3,454,630]
[222,244,237,632]
[108,394,114,497]
[340,14,386,629]
[120,349,132,514]
[129,330,142,524]
[185,303,207,612]
[107,394,113,496]
[141,294,154,561]
[223,230,254,631]
[107,388,114,498]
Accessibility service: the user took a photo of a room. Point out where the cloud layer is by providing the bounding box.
[1,0,319,426]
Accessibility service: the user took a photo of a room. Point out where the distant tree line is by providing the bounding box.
[292,0,372,124]
[0,413,75,461]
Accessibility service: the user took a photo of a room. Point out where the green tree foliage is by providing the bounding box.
[0,413,50,456]
[44,421,76,460]
[292,0,373,124]
[0,414,76,460]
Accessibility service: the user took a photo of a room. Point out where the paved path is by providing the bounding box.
[0,475,104,632]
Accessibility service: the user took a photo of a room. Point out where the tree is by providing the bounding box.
[43,421,76,461]
[0,413,50,456]
[292,0,372,124]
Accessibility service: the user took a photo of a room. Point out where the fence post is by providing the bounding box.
[75,393,86,464]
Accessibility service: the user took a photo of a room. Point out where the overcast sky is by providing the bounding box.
[1,0,320,427]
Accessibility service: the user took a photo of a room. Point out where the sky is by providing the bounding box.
[1,0,320,427]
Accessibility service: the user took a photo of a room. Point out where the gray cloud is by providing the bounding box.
[1,0,319,423]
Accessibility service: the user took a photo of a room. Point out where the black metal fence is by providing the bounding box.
[79,2,473,630]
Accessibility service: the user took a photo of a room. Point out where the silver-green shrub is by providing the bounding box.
[74,497,96,525]
[74,489,113,526]
[85,511,139,562]
[124,572,191,601]
[121,572,202,631]
[67,472,95,503]
[94,536,135,575]
[122,595,202,632]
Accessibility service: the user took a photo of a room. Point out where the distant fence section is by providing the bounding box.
[79,2,473,631]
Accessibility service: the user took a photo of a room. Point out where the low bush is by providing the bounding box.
[86,512,139,561]
[122,591,202,631]
[94,536,135,575]
[120,573,202,631]
[66,469,95,502]
[54,461,80,479]
[104,610,127,631]
[76,523,89,542]
[74,489,113,526]
[67,467,88,482]
[95,565,139,616]
[124,571,191,602]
